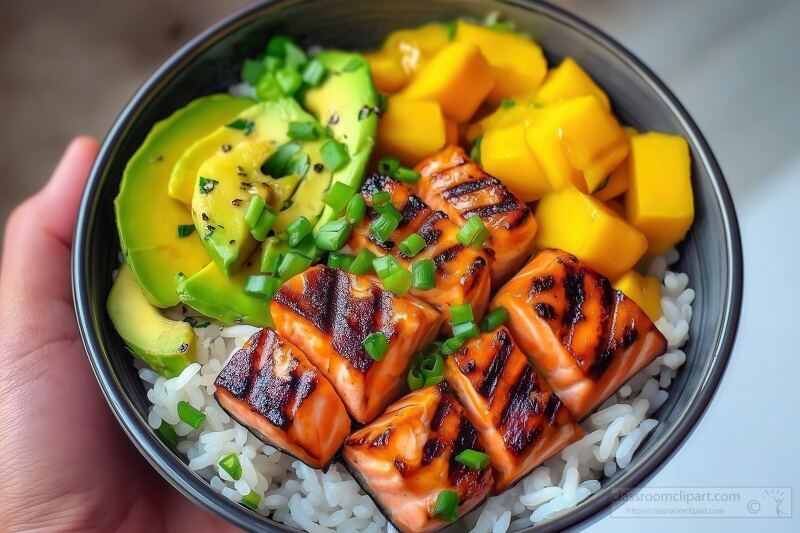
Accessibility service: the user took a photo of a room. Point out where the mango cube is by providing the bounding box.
[365,52,406,93]
[525,114,585,192]
[614,270,662,320]
[536,58,611,110]
[595,126,637,202]
[377,97,446,164]
[625,133,694,254]
[481,123,549,202]
[402,41,494,122]
[455,20,547,103]
[535,188,648,279]
[469,99,543,142]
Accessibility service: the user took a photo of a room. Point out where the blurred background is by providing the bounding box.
[0,0,797,531]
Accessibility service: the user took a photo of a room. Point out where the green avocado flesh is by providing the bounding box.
[107,264,195,378]
[115,94,253,307]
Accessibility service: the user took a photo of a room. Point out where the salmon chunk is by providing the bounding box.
[343,383,493,533]
[492,249,668,419]
[348,173,491,326]
[270,265,443,423]
[444,327,583,491]
[214,328,350,469]
[415,146,538,283]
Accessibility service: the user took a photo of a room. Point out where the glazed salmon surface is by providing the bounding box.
[348,173,491,326]
[492,249,668,419]
[214,329,350,469]
[444,327,583,491]
[270,265,443,424]
[415,146,538,283]
[343,383,493,533]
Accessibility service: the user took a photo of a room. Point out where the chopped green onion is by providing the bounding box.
[177,224,195,238]
[177,401,207,429]
[242,491,261,511]
[370,212,400,242]
[256,73,283,101]
[393,166,421,184]
[381,267,411,295]
[363,331,389,361]
[285,152,310,178]
[453,321,479,341]
[277,251,311,280]
[286,216,312,247]
[346,194,366,225]
[349,249,376,275]
[378,93,389,114]
[470,133,483,164]
[262,142,301,177]
[328,251,354,270]
[457,216,489,247]
[412,259,436,290]
[433,489,459,522]
[316,219,352,251]
[198,177,219,194]
[398,233,426,257]
[322,182,355,213]
[156,421,177,447]
[250,209,276,241]
[219,453,242,480]
[420,353,444,377]
[287,121,319,140]
[292,234,318,258]
[244,195,266,228]
[442,336,465,355]
[260,237,283,273]
[424,374,444,387]
[500,98,516,109]
[241,58,265,85]
[372,254,399,278]
[263,55,283,72]
[243,274,281,299]
[371,190,392,208]
[225,119,255,135]
[284,42,307,68]
[444,20,457,40]
[480,307,509,332]
[266,35,294,58]
[320,139,350,172]
[275,67,303,95]
[450,303,474,325]
[454,449,490,470]
[301,58,326,86]
[407,365,424,390]
[378,156,401,176]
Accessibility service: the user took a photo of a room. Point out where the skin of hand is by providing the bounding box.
[0,137,237,532]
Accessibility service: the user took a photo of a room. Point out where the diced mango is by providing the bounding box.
[595,127,637,201]
[365,52,406,93]
[535,188,648,279]
[625,133,694,254]
[525,113,585,192]
[468,99,543,142]
[614,270,662,320]
[481,123,549,202]
[444,119,459,145]
[536,58,611,110]
[377,97,446,164]
[455,20,547,103]
[402,41,494,122]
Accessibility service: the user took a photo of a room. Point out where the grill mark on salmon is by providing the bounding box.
[448,417,481,486]
[433,244,465,270]
[561,266,586,356]
[400,194,429,226]
[414,211,446,247]
[530,275,555,294]
[499,365,546,455]
[477,328,514,398]
[442,176,498,199]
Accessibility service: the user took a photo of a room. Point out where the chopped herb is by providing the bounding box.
[322,182,355,213]
[342,57,365,72]
[262,142,301,177]
[285,152,311,179]
[349,249,375,275]
[480,307,509,332]
[241,491,261,511]
[218,453,242,480]
[283,42,308,69]
[377,93,388,114]
[301,59,326,86]
[177,401,206,429]
[530,101,544,109]
[444,20,457,40]
[433,490,459,522]
[256,73,283,101]
[287,121,319,140]
[225,118,255,135]
[316,220,352,251]
[500,98,516,109]
[457,215,489,247]
[275,67,303,95]
[156,421,178,447]
[241,58,265,85]
[470,134,483,164]
[182,317,210,328]
[177,224,195,238]
[363,331,389,360]
[320,139,350,171]
[266,35,294,58]
[454,449,490,470]
[198,177,219,194]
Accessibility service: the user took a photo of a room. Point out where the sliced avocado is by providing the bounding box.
[107,264,195,378]
[178,253,272,327]
[303,51,378,234]
[115,94,253,307]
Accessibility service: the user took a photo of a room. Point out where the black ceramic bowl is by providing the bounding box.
[72,0,743,531]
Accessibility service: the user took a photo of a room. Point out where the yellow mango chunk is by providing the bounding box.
[614,270,663,320]
[377,97,446,164]
[536,58,611,110]
[625,133,694,254]
[455,20,547,103]
[402,41,494,122]
[525,113,585,192]
[535,188,648,279]
[365,52,406,93]
[481,123,549,202]
[595,126,637,201]
[468,99,543,142]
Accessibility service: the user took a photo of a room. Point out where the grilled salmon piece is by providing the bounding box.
[348,173,491,326]
[343,383,493,533]
[444,327,583,492]
[492,249,668,419]
[270,265,443,424]
[214,328,350,469]
[415,146,537,283]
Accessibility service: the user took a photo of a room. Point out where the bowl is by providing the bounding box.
[72,0,743,531]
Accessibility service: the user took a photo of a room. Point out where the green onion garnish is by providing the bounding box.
[412,259,436,290]
[500,98,516,109]
[442,336,465,355]
[243,274,281,300]
[242,490,261,511]
[225,119,255,135]
[285,152,310,179]
[349,249,376,275]
[316,219,352,251]
[470,134,483,164]
[398,233,426,257]
[363,331,389,361]
[457,216,489,247]
[292,234,318,258]
[266,35,294,58]
[241,58,265,85]
[328,251,354,270]
[480,307,509,332]
[177,224,196,238]
[263,55,283,73]
[177,401,206,429]
[450,303,474,325]
[277,251,311,280]
[301,59,326,86]
[346,194,366,225]
[381,266,411,295]
[452,321,479,341]
[250,209,276,241]
[286,216,312,247]
[287,121,319,140]
[262,142,301,177]
[284,42,308,68]
[378,156,401,176]
[219,453,242,480]
[454,449,490,470]
[275,67,303,95]
[322,182,355,213]
[244,195,266,228]
[370,212,400,242]
[407,365,424,390]
[198,177,219,194]
[256,73,283,101]
[260,237,283,273]
[419,354,444,379]
[320,139,350,172]
[371,190,392,208]
[393,166,421,184]
[372,254,399,278]
[156,421,178,447]
[433,489,459,522]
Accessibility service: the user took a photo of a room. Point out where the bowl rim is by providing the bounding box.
[72,0,743,531]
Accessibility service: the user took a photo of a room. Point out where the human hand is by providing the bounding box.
[0,137,236,532]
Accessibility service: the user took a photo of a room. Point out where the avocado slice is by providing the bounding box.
[107,264,195,378]
[303,51,379,234]
[115,94,253,307]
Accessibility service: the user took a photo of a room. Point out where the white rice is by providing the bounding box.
[137,249,693,532]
